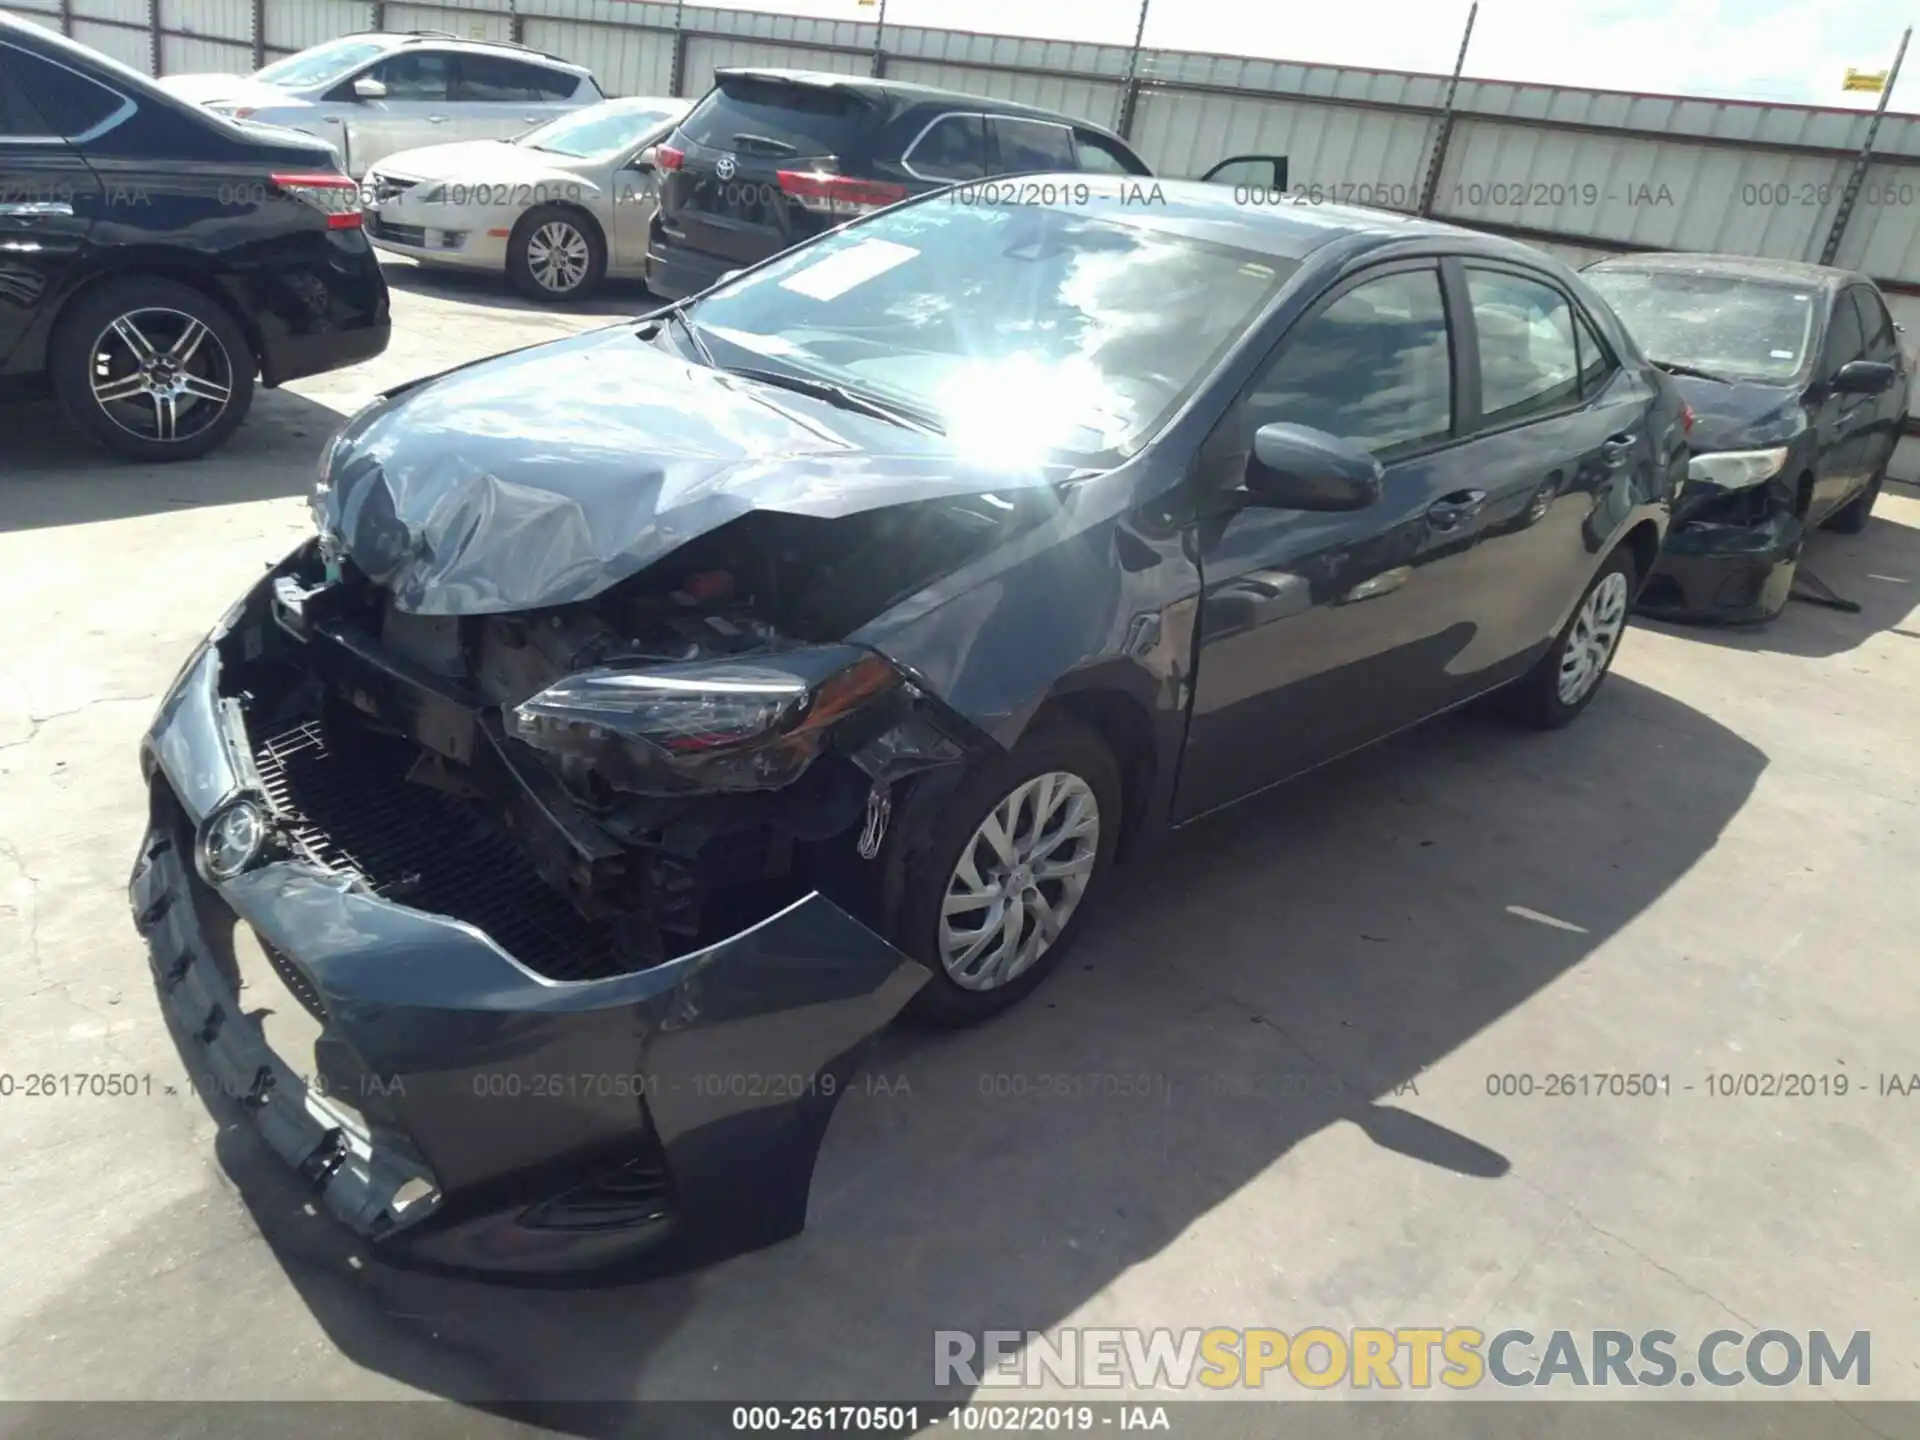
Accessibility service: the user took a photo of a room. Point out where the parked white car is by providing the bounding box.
[155,33,604,177]
[361,96,692,302]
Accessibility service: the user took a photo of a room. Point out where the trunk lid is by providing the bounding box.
[659,72,889,268]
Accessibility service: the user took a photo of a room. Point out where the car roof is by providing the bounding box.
[951,176,1565,265]
[1588,251,1865,292]
[709,67,1134,141]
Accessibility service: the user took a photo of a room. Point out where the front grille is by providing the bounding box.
[368,219,428,247]
[253,718,638,982]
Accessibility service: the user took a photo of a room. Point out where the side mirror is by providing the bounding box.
[1833,358,1897,395]
[1245,423,1383,510]
[352,75,388,101]
[630,147,656,172]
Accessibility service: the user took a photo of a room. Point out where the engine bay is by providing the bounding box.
[224,497,1026,976]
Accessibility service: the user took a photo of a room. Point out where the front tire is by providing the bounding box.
[1823,470,1883,534]
[895,720,1121,1026]
[507,206,606,303]
[49,278,255,463]
[1503,546,1638,730]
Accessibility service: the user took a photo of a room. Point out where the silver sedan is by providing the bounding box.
[362,96,691,302]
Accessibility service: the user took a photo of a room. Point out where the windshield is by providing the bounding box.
[684,200,1294,464]
[255,39,387,90]
[521,105,676,157]
[1584,268,1817,384]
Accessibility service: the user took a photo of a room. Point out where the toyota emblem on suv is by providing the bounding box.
[715,154,737,181]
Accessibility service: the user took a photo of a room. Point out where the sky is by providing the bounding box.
[697,0,1919,112]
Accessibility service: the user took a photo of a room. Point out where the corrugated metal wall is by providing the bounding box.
[10,0,1920,313]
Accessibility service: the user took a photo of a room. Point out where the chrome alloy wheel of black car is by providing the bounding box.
[1556,569,1630,707]
[86,306,237,444]
[938,770,1101,991]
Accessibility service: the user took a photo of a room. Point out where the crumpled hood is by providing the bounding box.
[314,325,1075,615]
[374,140,587,187]
[1670,374,1807,453]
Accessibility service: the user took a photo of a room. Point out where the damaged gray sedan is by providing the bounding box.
[133,181,1680,1275]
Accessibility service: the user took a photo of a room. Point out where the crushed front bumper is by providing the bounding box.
[133,584,928,1277]
[1634,498,1803,626]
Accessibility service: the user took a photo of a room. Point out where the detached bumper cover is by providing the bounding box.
[134,628,927,1276]
[1635,490,1803,626]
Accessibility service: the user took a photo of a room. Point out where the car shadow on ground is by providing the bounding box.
[1637,492,1920,659]
[0,671,1768,1425]
[378,257,660,321]
[0,388,349,533]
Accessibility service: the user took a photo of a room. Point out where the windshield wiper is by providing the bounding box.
[1651,359,1736,384]
[723,366,943,434]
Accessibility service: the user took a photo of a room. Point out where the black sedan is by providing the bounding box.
[132,181,1683,1275]
[0,16,389,461]
[1584,253,1909,623]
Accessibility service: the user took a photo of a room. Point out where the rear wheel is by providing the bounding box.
[49,278,254,462]
[1502,547,1638,730]
[507,205,606,302]
[895,720,1120,1027]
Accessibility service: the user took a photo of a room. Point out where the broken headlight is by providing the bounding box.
[506,645,904,797]
[1687,447,1789,491]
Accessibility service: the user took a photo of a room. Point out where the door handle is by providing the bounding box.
[427,115,449,124]
[1426,489,1487,529]
[0,201,74,217]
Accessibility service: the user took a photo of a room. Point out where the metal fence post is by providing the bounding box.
[1820,27,1911,267]
[251,0,265,69]
[1114,0,1151,140]
[1416,1,1477,216]
[56,0,72,39]
[869,0,887,79]
[669,0,687,95]
[509,0,525,46]
[148,0,161,75]
[371,2,387,32]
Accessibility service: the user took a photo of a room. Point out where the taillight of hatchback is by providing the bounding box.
[776,170,907,218]
[271,173,362,230]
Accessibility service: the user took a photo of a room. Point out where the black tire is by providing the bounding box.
[49,278,255,463]
[1502,546,1639,731]
[507,205,606,303]
[894,719,1122,1027]
[1823,470,1883,534]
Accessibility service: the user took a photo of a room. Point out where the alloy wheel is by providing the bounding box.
[526,221,591,293]
[1556,570,1630,706]
[938,771,1100,991]
[87,308,235,444]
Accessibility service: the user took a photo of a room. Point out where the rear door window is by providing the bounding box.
[1465,267,1582,426]
[678,76,874,158]
[903,113,987,181]
[0,42,127,139]
[455,55,576,103]
[988,116,1075,174]
[1072,130,1148,175]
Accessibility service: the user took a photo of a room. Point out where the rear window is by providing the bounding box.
[677,75,874,158]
